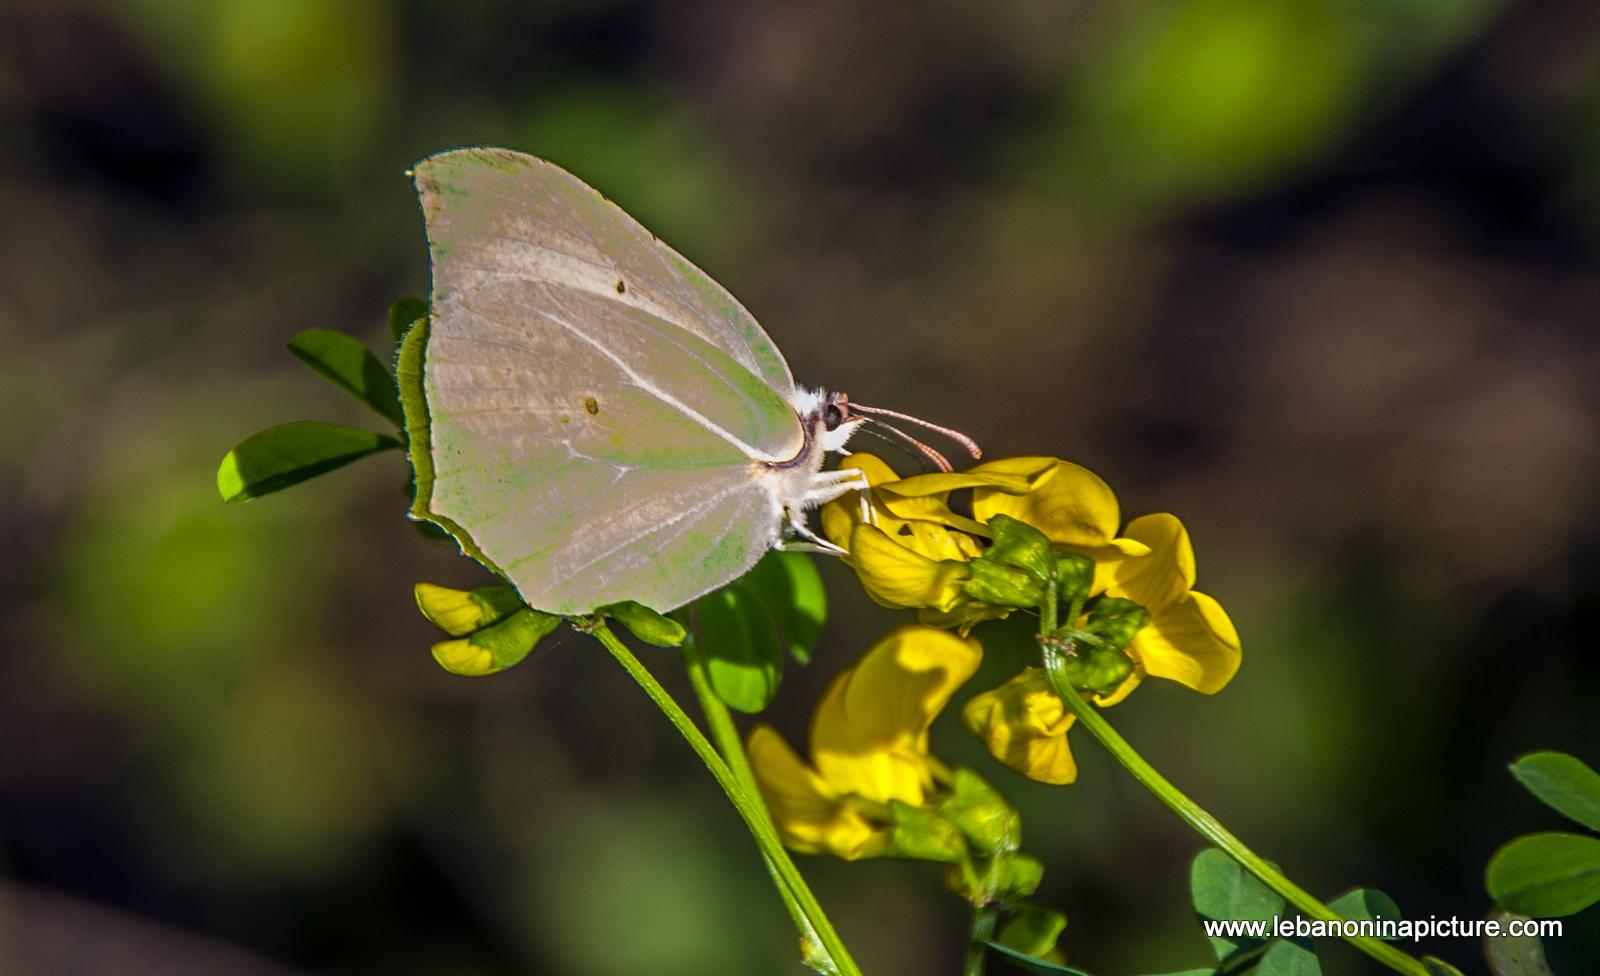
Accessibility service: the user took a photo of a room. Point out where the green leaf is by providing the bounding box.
[389,296,427,343]
[605,601,686,647]
[1328,888,1403,939]
[287,328,404,426]
[978,942,1091,975]
[1486,831,1600,917]
[1423,959,1468,976]
[697,585,782,712]
[1255,937,1320,976]
[740,551,826,664]
[996,905,1067,960]
[1510,751,1600,833]
[1190,848,1285,963]
[1483,910,1550,976]
[217,422,400,502]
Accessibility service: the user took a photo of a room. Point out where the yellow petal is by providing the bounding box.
[849,523,970,611]
[961,669,1078,785]
[1106,514,1195,611]
[820,453,903,547]
[748,726,889,859]
[1127,591,1241,694]
[877,466,1041,498]
[430,637,500,677]
[811,626,982,806]
[903,520,984,562]
[414,582,524,636]
[973,459,1121,548]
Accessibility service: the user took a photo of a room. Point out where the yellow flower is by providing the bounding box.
[748,626,981,859]
[962,668,1078,785]
[1090,514,1242,704]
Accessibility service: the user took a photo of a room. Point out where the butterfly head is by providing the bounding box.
[819,391,865,453]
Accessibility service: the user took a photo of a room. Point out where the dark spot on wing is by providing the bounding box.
[559,414,571,425]
[583,396,600,415]
[615,279,626,294]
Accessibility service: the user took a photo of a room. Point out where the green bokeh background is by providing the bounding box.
[2,0,1598,973]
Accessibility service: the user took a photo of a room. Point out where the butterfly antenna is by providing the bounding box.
[859,418,955,473]
[849,403,982,461]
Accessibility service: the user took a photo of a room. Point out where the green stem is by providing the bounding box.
[1037,645,1431,976]
[679,633,819,956]
[588,621,862,976]
[964,905,999,976]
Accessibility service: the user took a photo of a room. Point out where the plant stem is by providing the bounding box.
[679,633,820,956]
[1037,645,1432,976]
[964,905,998,976]
[588,621,862,976]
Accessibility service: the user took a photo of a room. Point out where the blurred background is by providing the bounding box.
[2,0,1598,973]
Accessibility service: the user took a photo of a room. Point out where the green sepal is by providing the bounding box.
[1083,596,1150,651]
[697,584,782,713]
[1053,552,1094,607]
[389,296,427,343]
[1509,751,1600,833]
[217,421,400,502]
[287,327,404,426]
[602,601,686,647]
[938,767,1022,858]
[985,515,1054,585]
[945,851,1045,906]
[1486,831,1600,917]
[1048,634,1134,696]
[1190,848,1285,964]
[996,904,1067,961]
[963,560,1046,609]
[978,941,1090,975]
[885,800,967,863]
[431,607,561,677]
[414,582,525,636]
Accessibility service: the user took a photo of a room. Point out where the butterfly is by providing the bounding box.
[401,147,975,615]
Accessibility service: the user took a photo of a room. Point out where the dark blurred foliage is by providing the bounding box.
[2,0,1598,973]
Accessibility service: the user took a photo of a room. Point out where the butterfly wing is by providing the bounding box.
[407,150,804,613]
[415,146,798,415]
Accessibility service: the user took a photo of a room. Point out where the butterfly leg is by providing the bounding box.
[780,508,848,555]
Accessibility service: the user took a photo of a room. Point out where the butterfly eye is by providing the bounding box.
[824,404,843,431]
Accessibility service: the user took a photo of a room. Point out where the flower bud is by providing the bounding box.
[603,601,686,647]
[996,904,1068,961]
[414,581,525,636]
[432,606,561,677]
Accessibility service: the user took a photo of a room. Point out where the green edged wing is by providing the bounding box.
[406,149,804,613]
